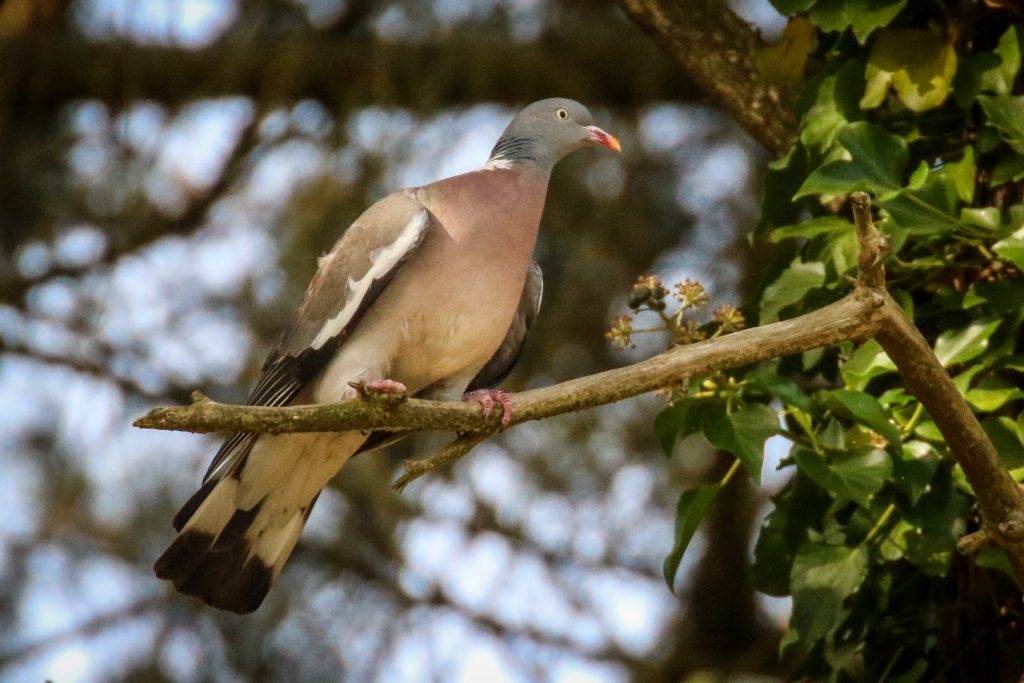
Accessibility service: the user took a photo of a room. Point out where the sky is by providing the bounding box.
[0,1,793,681]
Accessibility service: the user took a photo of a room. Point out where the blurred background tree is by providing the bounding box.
[0,1,782,681]
[6,0,1022,681]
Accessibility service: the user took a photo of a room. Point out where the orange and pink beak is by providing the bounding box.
[585,126,621,153]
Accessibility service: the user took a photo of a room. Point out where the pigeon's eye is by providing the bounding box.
[555,108,569,120]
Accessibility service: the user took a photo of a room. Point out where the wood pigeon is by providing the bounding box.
[154,98,621,614]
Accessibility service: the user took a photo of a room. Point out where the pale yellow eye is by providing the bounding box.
[555,108,569,120]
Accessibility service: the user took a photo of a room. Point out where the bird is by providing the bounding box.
[153,98,621,614]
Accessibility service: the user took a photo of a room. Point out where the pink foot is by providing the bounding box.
[349,378,408,399]
[464,389,514,428]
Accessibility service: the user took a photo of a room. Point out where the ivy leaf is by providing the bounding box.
[653,400,719,456]
[848,0,908,43]
[770,216,855,242]
[799,59,865,154]
[663,485,721,592]
[701,404,780,483]
[991,154,1024,186]
[861,28,957,111]
[966,378,1024,412]
[794,447,892,506]
[787,543,869,646]
[981,25,1023,96]
[994,226,1024,270]
[822,389,901,450]
[768,0,816,13]
[754,18,817,87]
[807,0,850,33]
[933,319,1002,367]
[795,122,908,198]
[760,259,826,323]
[806,0,906,41]
[746,371,814,411]
[982,416,1024,468]
[841,339,896,391]
[953,52,1003,108]
[978,95,1024,154]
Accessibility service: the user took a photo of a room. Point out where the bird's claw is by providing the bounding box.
[349,378,408,401]
[464,389,514,428]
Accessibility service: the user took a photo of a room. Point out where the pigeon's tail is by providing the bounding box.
[154,432,363,614]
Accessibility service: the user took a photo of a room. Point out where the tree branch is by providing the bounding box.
[135,291,885,436]
[0,29,695,116]
[134,193,1024,584]
[616,0,798,155]
[846,194,1024,584]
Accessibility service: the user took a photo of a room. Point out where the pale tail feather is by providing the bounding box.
[154,432,363,614]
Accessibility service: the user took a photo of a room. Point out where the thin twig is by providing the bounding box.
[392,432,490,492]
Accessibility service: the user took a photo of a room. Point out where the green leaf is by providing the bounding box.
[960,207,1001,231]
[878,151,974,235]
[994,225,1024,270]
[965,377,1024,412]
[899,463,969,574]
[841,339,896,391]
[754,18,817,87]
[848,0,907,43]
[788,543,869,645]
[861,28,957,111]
[799,61,865,153]
[933,319,1001,367]
[991,154,1024,186]
[805,0,906,40]
[808,0,849,33]
[894,440,940,504]
[822,389,901,449]
[701,404,780,483]
[769,0,816,13]
[795,122,909,198]
[981,25,1023,96]
[663,485,722,592]
[795,447,892,505]
[653,400,719,456]
[982,415,1024,468]
[770,216,856,242]
[746,371,814,411]
[978,95,1024,154]
[760,259,826,323]
[953,52,1003,107]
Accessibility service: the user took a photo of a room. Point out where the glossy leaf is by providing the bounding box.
[770,216,855,242]
[795,122,908,198]
[979,95,1024,154]
[861,28,957,111]
[653,400,718,456]
[981,25,1023,96]
[841,339,896,391]
[994,226,1024,270]
[787,543,869,645]
[760,259,826,323]
[932,319,1001,367]
[700,404,780,483]
[822,389,901,449]
[794,447,892,505]
[663,485,722,592]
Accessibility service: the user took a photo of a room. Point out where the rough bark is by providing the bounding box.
[617,0,798,155]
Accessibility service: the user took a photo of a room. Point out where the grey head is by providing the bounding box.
[487,98,620,172]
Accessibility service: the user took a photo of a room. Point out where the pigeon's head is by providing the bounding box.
[488,98,620,169]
